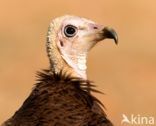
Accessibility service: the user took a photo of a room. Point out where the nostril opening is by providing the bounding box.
[93,26,98,29]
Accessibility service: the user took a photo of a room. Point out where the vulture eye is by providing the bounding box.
[64,25,77,37]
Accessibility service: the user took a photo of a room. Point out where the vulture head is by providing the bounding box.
[47,15,118,79]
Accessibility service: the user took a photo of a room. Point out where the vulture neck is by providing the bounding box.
[61,51,87,79]
[47,23,87,79]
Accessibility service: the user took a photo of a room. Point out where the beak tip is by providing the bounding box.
[103,27,118,45]
[114,36,118,45]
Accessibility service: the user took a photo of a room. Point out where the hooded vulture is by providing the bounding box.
[2,15,118,126]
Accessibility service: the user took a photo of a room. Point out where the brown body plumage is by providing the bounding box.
[2,70,112,126]
[2,15,118,126]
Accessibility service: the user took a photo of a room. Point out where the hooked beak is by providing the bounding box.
[102,27,118,44]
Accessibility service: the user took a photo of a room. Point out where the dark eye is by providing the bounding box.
[64,25,77,37]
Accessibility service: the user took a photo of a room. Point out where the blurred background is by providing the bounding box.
[0,0,156,125]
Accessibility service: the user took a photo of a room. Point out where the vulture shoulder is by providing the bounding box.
[2,70,113,126]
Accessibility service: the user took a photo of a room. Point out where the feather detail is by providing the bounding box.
[36,69,104,107]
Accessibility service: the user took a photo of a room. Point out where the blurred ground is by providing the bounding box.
[0,0,156,125]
